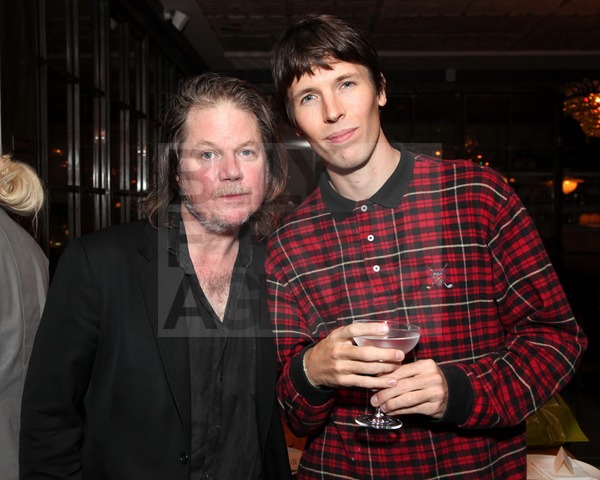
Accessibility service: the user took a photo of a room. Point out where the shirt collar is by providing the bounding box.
[320,143,415,221]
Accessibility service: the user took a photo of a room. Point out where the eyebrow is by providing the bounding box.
[186,139,261,148]
[291,86,316,103]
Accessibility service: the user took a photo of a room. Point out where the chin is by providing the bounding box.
[205,212,253,234]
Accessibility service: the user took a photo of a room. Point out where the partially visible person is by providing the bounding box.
[0,153,48,480]
[20,73,291,480]
[266,14,587,479]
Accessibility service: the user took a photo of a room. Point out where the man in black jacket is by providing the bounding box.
[20,73,291,480]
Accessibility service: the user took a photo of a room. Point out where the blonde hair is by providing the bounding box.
[0,153,45,216]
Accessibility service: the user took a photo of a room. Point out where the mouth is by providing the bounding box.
[325,128,357,144]
[218,194,247,203]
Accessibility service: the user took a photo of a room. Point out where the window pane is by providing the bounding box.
[80,87,95,188]
[80,191,97,234]
[48,189,70,263]
[511,96,555,149]
[382,96,413,142]
[512,148,555,172]
[79,0,94,86]
[413,95,458,146]
[47,72,69,186]
[510,174,553,237]
[46,0,68,72]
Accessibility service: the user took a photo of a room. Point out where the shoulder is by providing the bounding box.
[269,189,326,241]
[0,208,47,264]
[266,189,332,276]
[62,219,152,267]
[0,208,31,242]
[80,218,148,242]
[76,219,148,249]
[413,154,512,198]
[414,153,505,180]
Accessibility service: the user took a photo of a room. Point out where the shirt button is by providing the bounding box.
[180,452,189,465]
[373,265,380,272]
[367,234,374,242]
[360,205,368,212]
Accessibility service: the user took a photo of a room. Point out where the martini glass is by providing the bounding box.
[353,321,421,430]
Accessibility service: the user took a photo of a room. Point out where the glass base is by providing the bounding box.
[355,413,403,430]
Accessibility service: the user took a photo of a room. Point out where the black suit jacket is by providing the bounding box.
[20,220,291,480]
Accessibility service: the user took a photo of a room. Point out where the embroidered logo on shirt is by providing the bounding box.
[426,264,453,289]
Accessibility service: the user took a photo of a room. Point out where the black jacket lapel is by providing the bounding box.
[250,245,277,450]
[138,224,191,445]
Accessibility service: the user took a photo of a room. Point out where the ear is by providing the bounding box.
[377,74,387,108]
[292,121,306,138]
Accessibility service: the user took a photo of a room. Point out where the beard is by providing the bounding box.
[180,184,254,234]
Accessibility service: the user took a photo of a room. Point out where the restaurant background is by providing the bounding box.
[1,0,599,469]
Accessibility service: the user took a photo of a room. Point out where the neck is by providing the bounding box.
[328,140,400,202]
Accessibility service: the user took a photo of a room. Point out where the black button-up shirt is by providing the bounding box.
[169,219,261,480]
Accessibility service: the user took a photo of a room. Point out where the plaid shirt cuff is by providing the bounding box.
[290,345,335,405]
[439,364,473,425]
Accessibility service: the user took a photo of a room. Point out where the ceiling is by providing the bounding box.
[158,0,600,83]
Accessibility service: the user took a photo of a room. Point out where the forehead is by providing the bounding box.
[289,61,370,93]
[184,103,262,141]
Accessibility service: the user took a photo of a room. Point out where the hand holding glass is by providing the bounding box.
[353,321,421,430]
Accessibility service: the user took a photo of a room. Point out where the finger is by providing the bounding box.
[348,321,389,339]
[371,374,448,418]
[373,386,427,408]
[388,359,437,380]
[350,345,405,364]
[384,399,444,417]
[381,391,447,418]
[345,373,398,390]
[348,359,403,377]
[371,379,417,406]
[371,370,443,404]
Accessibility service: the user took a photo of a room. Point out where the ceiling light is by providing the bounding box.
[563,79,600,138]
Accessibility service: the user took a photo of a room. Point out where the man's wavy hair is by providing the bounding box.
[140,73,287,238]
[271,14,386,128]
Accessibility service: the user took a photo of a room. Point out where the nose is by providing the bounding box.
[323,94,344,123]
[219,153,243,181]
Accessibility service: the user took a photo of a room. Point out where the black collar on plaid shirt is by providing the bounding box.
[320,143,416,222]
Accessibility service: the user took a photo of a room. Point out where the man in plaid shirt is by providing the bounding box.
[266,14,588,479]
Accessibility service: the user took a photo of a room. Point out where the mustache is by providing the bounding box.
[212,184,251,198]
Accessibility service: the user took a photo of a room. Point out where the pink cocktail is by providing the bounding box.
[353,321,421,430]
[354,334,420,352]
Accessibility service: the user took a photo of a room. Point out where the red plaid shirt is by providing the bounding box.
[266,145,587,479]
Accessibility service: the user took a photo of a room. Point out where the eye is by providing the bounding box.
[341,80,355,89]
[300,93,316,105]
[186,148,221,163]
[197,151,215,160]
[239,148,257,159]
